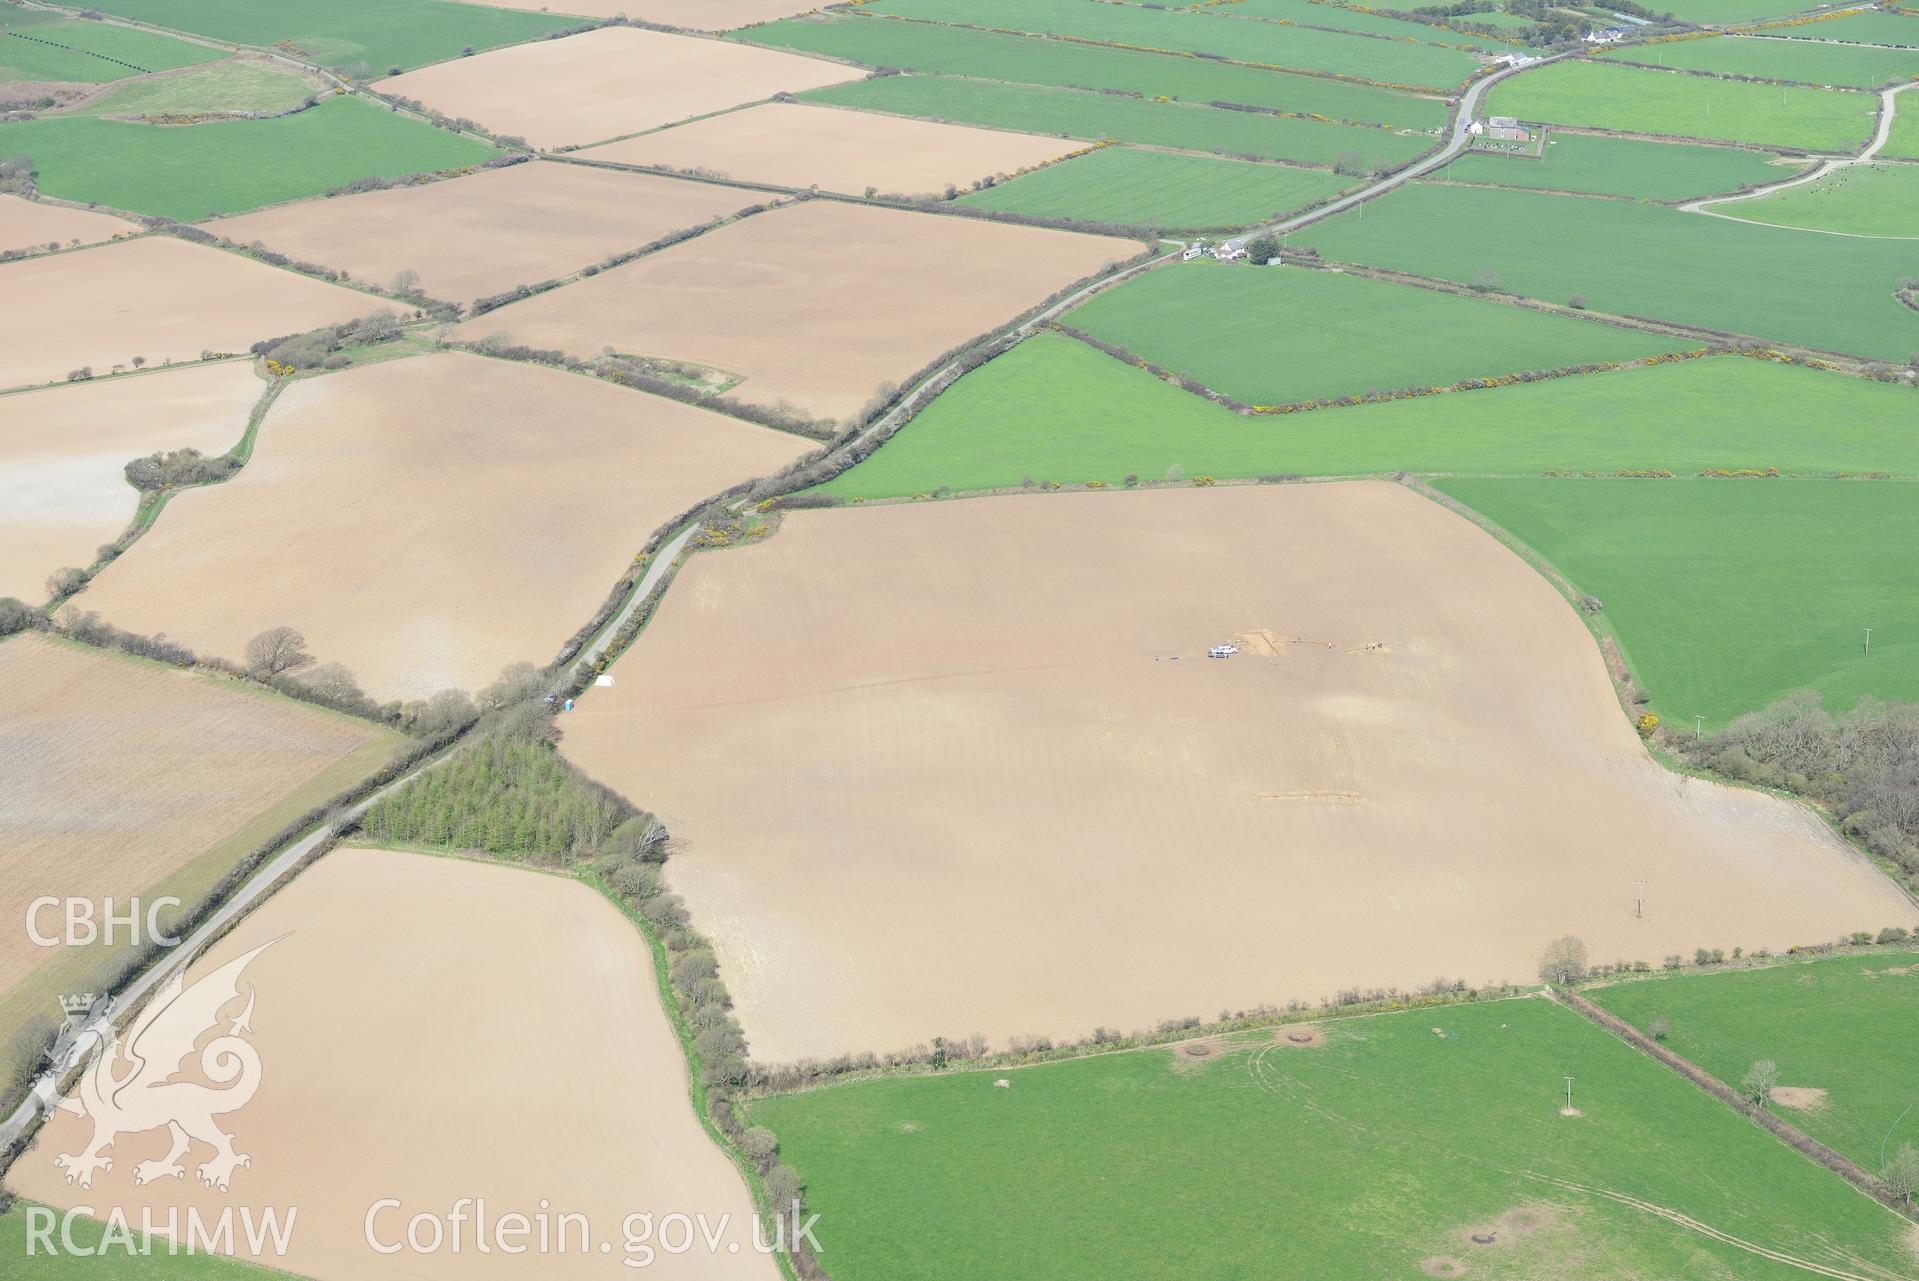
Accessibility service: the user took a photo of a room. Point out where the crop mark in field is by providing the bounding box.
[1256,790,1365,803]
[1522,1172,1909,1281]
[1232,628,1394,657]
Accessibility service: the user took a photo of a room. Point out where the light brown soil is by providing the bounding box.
[556,483,1919,1063]
[1419,1257,1468,1277]
[0,361,263,600]
[378,25,858,150]
[456,200,1135,422]
[583,102,1080,199]
[0,236,376,392]
[79,352,810,699]
[450,0,820,28]
[213,160,757,305]
[0,634,393,998]
[0,193,135,256]
[1771,1086,1829,1111]
[8,847,774,1281]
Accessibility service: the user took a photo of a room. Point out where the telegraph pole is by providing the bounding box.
[1864,627,1872,656]
[1635,880,1646,920]
[1565,1076,1577,1115]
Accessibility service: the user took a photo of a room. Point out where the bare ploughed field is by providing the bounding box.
[0,361,263,601]
[584,102,1080,199]
[558,483,1919,1063]
[0,193,133,256]
[456,201,1135,423]
[79,352,811,699]
[10,847,773,1281]
[451,0,818,29]
[214,161,757,306]
[0,236,376,392]
[0,634,397,1001]
[378,25,858,150]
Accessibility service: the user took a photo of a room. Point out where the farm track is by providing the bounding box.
[1681,80,1918,238]
[1522,1173,1909,1281]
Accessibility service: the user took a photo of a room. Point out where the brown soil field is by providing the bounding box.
[0,193,134,256]
[378,25,858,150]
[0,361,263,601]
[557,483,1919,1063]
[0,634,399,1039]
[79,352,811,699]
[0,236,376,392]
[453,0,819,29]
[583,102,1080,198]
[214,161,757,306]
[455,201,1137,423]
[10,846,773,1281]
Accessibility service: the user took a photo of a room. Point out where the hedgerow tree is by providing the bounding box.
[245,626,314,679]
[1537,935,1588,984]
[1739,1059,1779,1108]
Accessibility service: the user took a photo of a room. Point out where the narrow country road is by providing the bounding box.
[0,754,444,1151]
[1248,50,1571,241]
[1681,80,1916,236]
[855,54,1564,458]
[566,523,698,685]
[0,41,1564,1164]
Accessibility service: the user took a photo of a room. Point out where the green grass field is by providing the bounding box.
[821,334,1919,498]
[1070,262,1695,402]
[0,1203,274,1278]
[1662,0,1830,23]
[1218,0,1532,47]
[1443,131,1806,199]
[1287,181,1919,361]
[1486,59,1878,151]
[749,999,1919,1280]
[864,0,1483,90]
[739,14,1448,129]
[1434,477,1919,718]
[958,147,1350,230]
[1731,160,1919,235]
[1593,954,1919,1171]
[78,0,578,76]
[801,74,1435,167]
[1608,33,1919,86]
[82,61,320,118]
[0,94,500,219]
[1781,9,1919,47]
[1881,100,1919,157]
[0,8,218,82]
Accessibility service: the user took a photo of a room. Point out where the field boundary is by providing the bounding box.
[1554,986,1919,1222]
[1404,474,1919,909]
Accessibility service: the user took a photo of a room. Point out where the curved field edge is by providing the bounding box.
[1430,477,1919,721]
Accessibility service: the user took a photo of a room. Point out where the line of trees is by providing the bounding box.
[1671,691,1919,890]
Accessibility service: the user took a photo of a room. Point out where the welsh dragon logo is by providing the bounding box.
[53,939,279,1193]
